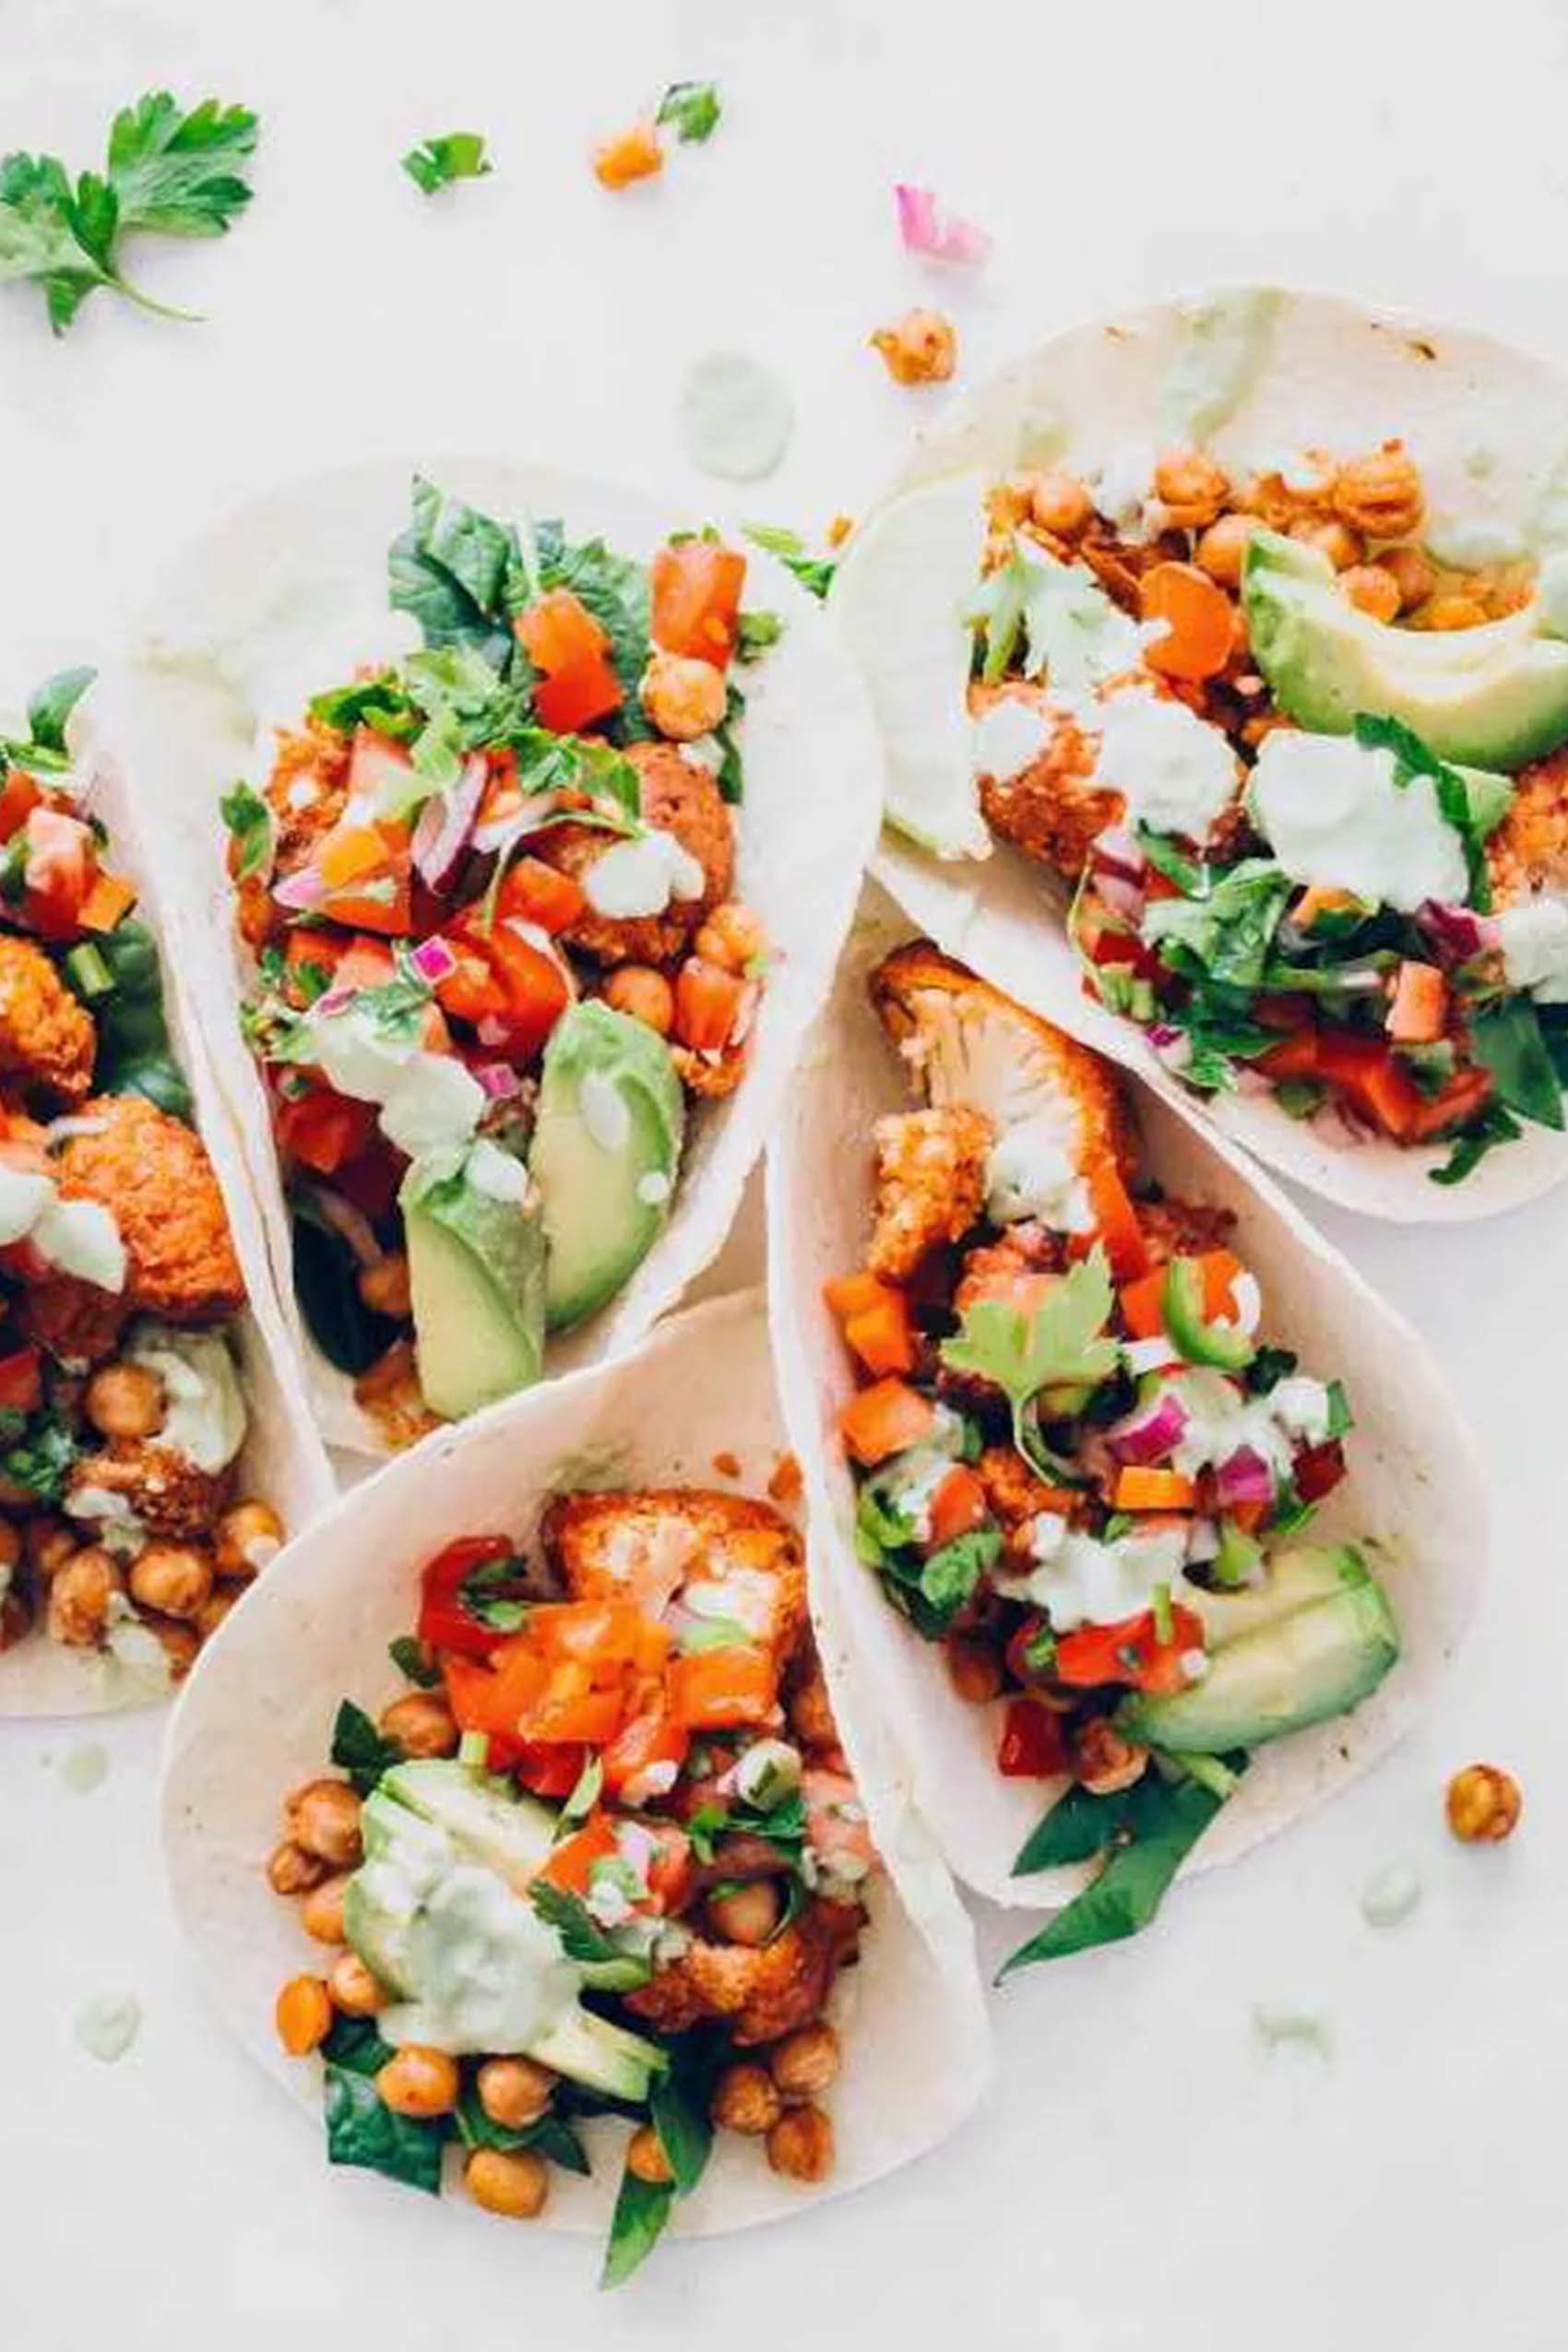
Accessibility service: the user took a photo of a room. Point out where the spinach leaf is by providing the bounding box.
[329,1699,401,1795]
[389,477,526,671]
[219,780,274,882]
[649,2065,715,2196]
[290,1189,398,1374]
[1430,1099,1522,1185]
[917,1526,1002,1628]
[601,2167,675,2288]
[1011,1779,1146,1875]
[453,2082,590,2172]
[73,920,192,1119]
[401,133,492,196]
[0,1407,78,1503]
[1142,860,1294,990]
[656,81,721,143]
[1469,997,1565,1130]
[324,2014,448,2195]
[534,519,652,737]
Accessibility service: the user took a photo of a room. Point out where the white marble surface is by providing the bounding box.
[2,1,1564,2345]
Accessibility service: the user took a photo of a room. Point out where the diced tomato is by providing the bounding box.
[0,1345,42,1414]
[275,1084,378,1176]
[837,1378,936,1467]
[1112,1467,1197,1512]
[493,857,588,934]
[510,1741,591,1798]
[419,1534,517,1659]
[673,958,745,1051]
[1087,1158,1149,1282]
[841,1285,917,1378]
[1408,1066,1494,1143]
[1056,1603,1205,1692]
[1292,1439,1346,1503]
[434,939,507,1025]
[643,1822,695,1913]
[997,1698,1069,1777]
[651,541,747,667]
[1314,1029,1427,1140]
[346,728,415,806]
[0,769,42,842]
[537,1812,621,1895]
[1387,961,1448,1046]
[329,1144,402,1220]
[526,1681,627,1745]
[927,1465,989,1550]
[601,1703,690,1798]
[22,807,96,938]
[667,1644,777,1730]
[516,589,610,676]
[1083,924,1164,982]
[533,653,624,734]
[1255,1030,1322,1083]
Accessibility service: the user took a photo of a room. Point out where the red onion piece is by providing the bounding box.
[1108,1391,1189,1466]
[1091,826,1146,884]
[1095,871,1146,925]
[273,863,327,910]
[894,184,992,266]
[411,754,486,894]
[1418,900,1499,963]
[472,1061,523,1101]
[410,934,457,985]
[1215,1444,1273,1508]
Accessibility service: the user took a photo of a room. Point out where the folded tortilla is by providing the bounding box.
[106,457,882,1451]
[160,1289,991,2246]
[0,731,337,1718]
[766,881,1491,1907]
[839,285,1568,1220]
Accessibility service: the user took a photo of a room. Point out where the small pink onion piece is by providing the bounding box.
[1095,871,1146,925]
[894,183,992,266]
[312,985,355,1019]
[273,864,327,911]
[473,793,561,854]
[410,934,458,985]
[1215,1445,1274,1509]
[1108,1391,1189,1467]
[1091,826,1146,884]
[1418,900,1499,963]
[475,1014,512,1049]
[411,754,487,894]
[472,1061,523,1101]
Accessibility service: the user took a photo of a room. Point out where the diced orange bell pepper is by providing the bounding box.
[1120,1248,1241,1340]
[673,958,745,1051]
[1386,960,1448,1046]
[1313,1028,1424,1141]
[527,1600,647,1667]
[601,1704,690,1798]
[537,1812,621,1895]
[651,541,747,667]
[837,1378,936,1467]
[0,769,42,842]
[524,1678,627,1745]
[1112,1467,1197,1512]
[824,1270,891,1319]
[1139,563,1235,682]
[516,589,611,676]
[1087,1158,1149,1283]
[667,1644,778,1731]
[493,857,588,934]
[76,871,137,932]
[592,124,664,190]
[927,1464,989,1550]
[841,1284,916,1378]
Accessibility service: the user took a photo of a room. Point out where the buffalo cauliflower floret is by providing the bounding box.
[266,721,351,873]
[624,1897,860,2044]
[1486,746,1568,907]
[0,936,96,1105]
[65,1442,231,1539]
[1135,1194,1237,1267]
[538,742,735,967]
[865,1104,994,1283]
[971,682,1121,880]
[52,1097,244,1324]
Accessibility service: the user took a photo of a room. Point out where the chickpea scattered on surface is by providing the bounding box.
[1073,1717,1147,1796]
[275,1974,333,2057]
[592,124,663,191]
[1194,512,1257,589]
[267,1838,328,1896]
[768,2021,841,2103]
[376,2046,459,2118]
[870,308,957,386]
[327,1950,385,2016]
[1288,516,1363,572]
[379,1690,458,1759]
[602,965,675,1036]
[286,1777,364,1869]
[465,2147,550,2220]
[944,1631,1004,1705]
[707,1879,782,1947]
[767,1451,802,1507]
[1339,564,1402,623]
[46,1547,121,1646]
[1028,469,1095,540]
[626,2123,673,2185]
[83,1360,166,1442]
[477,2056,556,2132]
[1154,448,1230,531]
[640,650,728,742]
[710,2061,781,2136]
[129,1541,214,1622]
[1332,441,1424,541]
[214,1499,284,1582]
[300,1873,350,1943]
[1445,1763,1522,1844]
[358,1253,412,1321]
[1381,543,1436,611]
[766,2102,835,2183]
[695,901,767,974]
[1420,592,1488,632]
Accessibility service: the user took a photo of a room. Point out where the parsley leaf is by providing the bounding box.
[1142,861,1294,990]
[387,1634,440,1689]
[401,133,493,196]
[528,1881,625,1966]
[735,609,784,662]
[0,1408,78,1503]
[328,1699,402,1796]
[219,781,275,883]
[918,1526,1002,1625]
[742,523,837,601]
[941,1252,1118,1404]
[656,81,722,143]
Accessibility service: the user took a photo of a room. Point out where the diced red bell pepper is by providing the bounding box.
[1083,925,1164,983]
[516,589,610,675]
[0,1345,42,1414]
[1255,1030,1322,1083]
[493,857,588,935]
[275,1084,379,1176]
[419,1534,517,1659]
[926,1465,989,1550]
[1055,1603,1206,1693]
[1292,1440,1346,1504]
[510,1741,592,1798]
[1313,1029,1424,1141]
[651,541,746,667]
[997,1697,1069,1777]
[1407,1066,1494,1142]
[533,653,624,734]
[21,807,97,939]
[601,1702,690,1797]
[1087,1158,1149,1283]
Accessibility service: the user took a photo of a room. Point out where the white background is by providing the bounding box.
[3,1,1566,2346]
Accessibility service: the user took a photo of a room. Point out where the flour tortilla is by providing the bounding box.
[0,730,336,1718]
[766,883,1491,1908]
[105,457,882,1451]
[160,1290,991,2251]
[839,284,1568,1221]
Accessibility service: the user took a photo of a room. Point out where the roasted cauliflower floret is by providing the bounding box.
[541,1487,806,1676]
[865,1105,993,1283]
[0,936,96,1105]
[953,1222,1068,1313]
[970,681,1122,881]
[623,1898,860,2045]
[539,742,735,967]
[1486,746,1568,908]
[65,1441,232,1539]
[265,720,351,872]
[52,1097,244,1324]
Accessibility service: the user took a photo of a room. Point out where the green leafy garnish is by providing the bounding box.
[401,133,493,196]
[65,921,193,1119]
[453,2081,589,2171]
[656,82,722,143]
[0,1408,78,1503]
[601,2032,722,2287]
[940,1250,1117,1478]
[455,1552,529,1633]
[528,1881,626,1966]
[387,1634,440,1689]
[219,781,275,883]
[0,664,96,775]
[389,477,529,672]
[328,1700,402,1796]
[1468,996,1565,1131]
[742,523,837,601]
[1430,1099,1522,1185]
[322,2015,448,2194]
[1135,827,1206,897]
[602,2167,675,2288]
[735,609,784,662]
[1142,860,1294,991]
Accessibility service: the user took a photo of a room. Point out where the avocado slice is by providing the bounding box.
[1243,529,1568,768]
[401,1140,547,1420]
[529,1002,685,1333]
[1119,1545,1399,1753]
[378,1760,556,1891]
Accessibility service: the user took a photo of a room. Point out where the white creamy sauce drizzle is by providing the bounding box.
[0,1163,125,1291]
[1089,439,1159,540]
[1247,728,1468,911]
[998,1523,1192,1631]
[1496,892,1568,1000]
[984,1114,1092,1233]
[465,1138,530,1205]
[577,1069,632,1154]
[1157,286,1282,447]
[1092,689,1239,840]
[583,829,705,920]
[970,693,1052,783]
[125,1324,247,1474]
[304,1002,485,1158]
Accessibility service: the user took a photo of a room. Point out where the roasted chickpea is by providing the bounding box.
[286,1776,363,1869]
[766,2103,835,2183]
[1073,1717,1147,1796]
[129,1541,213,1621]
[602,965,675,1035]
[25,1515,76,1578]
[145,1615,200,1682]
[1445,1763,1522,1843]
[789,1667,838,1754]
[640,650,728,742]
[944,1632,1004,1705]
[711,2061,781,2136]
[768,2021,841,2102]
[477,2056,556,2131]
[1289,516,1363,572]
[46,1547,121,1645]
[300,1872,350,1942]
[267,1838,328,1896]
[707,1879,782,1946]
[0,1518,20,1575]
[214,1499,284,1582]
[870,308,957,386]
[626,2124,673,2185]
[1194,512,1257,588]
[1381,543,1436,611]
[328,1950,385,2016]
[377,1689,457,1758]
[1333,441,1424,540]
[592,124,663,190]
[358,1253,412,1320]
[695,901,767,974]
[1420,592,1488,632]
[1028,469,1095,540]
[83,1360,166,1442]
[194,1586,239,1644]
[465,2147,550,2219]
[1339,564,1402,623]
[1154,448,1230,530]
[275,1974,333,2057]
[376,2046,459,2118]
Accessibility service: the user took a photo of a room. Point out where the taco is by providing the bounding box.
[160,1291,989,2284]
[0,669,333,1716]
[835,286,1568,1218]
[113,460,879,1451]
[766,885,1488,1950]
